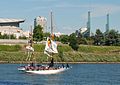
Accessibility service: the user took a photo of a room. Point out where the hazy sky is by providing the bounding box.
[0,0,120,34]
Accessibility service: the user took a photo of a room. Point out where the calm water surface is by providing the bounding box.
[0,64,120,85]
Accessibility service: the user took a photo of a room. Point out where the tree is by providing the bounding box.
[77,37,88,45]
[43,32,50,40]
[94,29,104,45]
[69,33,79,51]
[19,36,27,39]
[33,25,43,42]
[105,29,120,46]
[10,34,16,39]
[60,35,69,44]
[2,34,9,39]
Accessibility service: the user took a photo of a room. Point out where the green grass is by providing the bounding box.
[58,44,73,52]
[0,44,120,63]
[0,51,120,63]
[0,45,21,51]
[33,44,45,52]
[78,45,120,53]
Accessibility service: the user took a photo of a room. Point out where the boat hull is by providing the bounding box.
[25,68,68,75]
[18,66,26,71]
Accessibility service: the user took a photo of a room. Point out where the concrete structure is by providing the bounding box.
[106,13,109,33]
[34,16,47,33]
[85,11,91,37]
[0,18,24,27]
[0,18,25,39]
[0,39,28,44]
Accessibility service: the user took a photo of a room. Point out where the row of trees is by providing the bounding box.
[33,25,120,51]
[0,33,16,39]
[56,29,120,49]
[93,29,120,46]
[0,32,27,39]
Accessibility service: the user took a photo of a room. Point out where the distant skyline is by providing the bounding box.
[0,0,120,34]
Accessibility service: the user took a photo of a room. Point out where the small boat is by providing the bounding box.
[23,57,70,74]
[18,58,70,74]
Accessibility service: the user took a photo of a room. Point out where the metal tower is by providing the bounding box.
[106,14,109,33]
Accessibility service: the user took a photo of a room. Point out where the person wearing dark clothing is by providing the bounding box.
[62,64,64,68]
[30,62,34,67]
[49,58,54,67]
[66,63,69,68]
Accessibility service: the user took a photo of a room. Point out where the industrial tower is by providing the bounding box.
[106,14,109,33]
[86,11,91,37]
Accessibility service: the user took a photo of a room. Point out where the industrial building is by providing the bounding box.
[78,11,91,38]
[0,18,25,39]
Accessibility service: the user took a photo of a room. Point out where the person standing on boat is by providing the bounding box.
[62,64,64,68]
[48,57,54,67]
[66,63,69,68]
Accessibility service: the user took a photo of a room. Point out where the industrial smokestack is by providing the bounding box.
[106,13,109,33]
[86,11,91,37]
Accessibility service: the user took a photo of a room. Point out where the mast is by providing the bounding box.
[30,25,33,47]
[26,25,34,62]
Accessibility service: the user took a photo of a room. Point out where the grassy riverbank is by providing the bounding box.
[0,44,120,63]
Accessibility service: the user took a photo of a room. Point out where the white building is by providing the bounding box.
[80,27,88,33]
[34,16,47,33]
[54,32,63,37]
[0,18,25,39]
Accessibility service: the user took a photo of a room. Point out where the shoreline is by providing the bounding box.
[1,61,120,64]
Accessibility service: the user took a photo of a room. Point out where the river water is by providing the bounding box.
[0,64,120,85]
